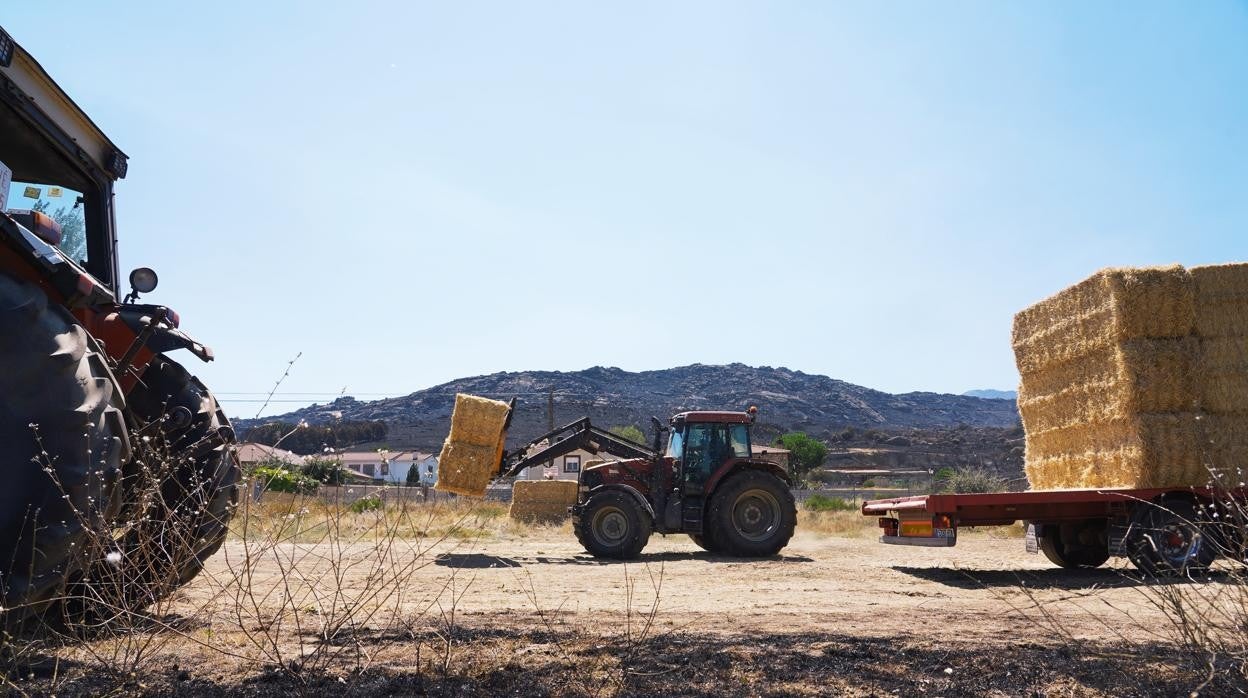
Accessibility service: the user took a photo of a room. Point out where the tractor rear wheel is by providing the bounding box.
[65,356,238,617]
[574,490,651,559]
[0,272,128,625]
[707,470,796,557]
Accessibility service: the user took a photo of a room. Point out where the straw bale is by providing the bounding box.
[447,394,511,446]
[1198,337,1248,414]
[1192,263,1248,337]
[435,441,502,497]
[509,480,579,522]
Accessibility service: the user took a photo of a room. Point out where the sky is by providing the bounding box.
[4,2,1247,417]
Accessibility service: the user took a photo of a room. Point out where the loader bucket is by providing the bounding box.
[434,394,512,496]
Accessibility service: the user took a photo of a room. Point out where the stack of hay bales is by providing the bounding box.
[1014,263,1248,490]
[1192,264,1248,469]
[509,480,579,523]
[435,394,510,496]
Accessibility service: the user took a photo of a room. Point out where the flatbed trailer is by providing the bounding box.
[862,486,1248,575]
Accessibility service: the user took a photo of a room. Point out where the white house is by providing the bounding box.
[517,446,603,482]
[337,450,438,485]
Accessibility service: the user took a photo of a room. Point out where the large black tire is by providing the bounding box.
[1039,521,1109,569]
[707,470,797,557]
[1127,498,1218,577]
[67,356,238,617]
[689,531,722,554]
[0,272,129,624]
[574,490,651,560]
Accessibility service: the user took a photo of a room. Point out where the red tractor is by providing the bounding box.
[499,407,797,559]
[0,26,237,622]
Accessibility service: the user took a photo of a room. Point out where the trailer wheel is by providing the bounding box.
[1039,521,1109,569]
[574,491,651,559]
[1127,498,1218,576]
[707,470,797,557]
[0,272,128,624]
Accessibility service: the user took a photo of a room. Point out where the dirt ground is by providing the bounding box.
[8,523,1238,696]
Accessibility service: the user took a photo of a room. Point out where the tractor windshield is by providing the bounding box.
[665,428,684,460]
[4,180,88,264]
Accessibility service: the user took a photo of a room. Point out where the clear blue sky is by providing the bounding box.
[5,2,1247,416]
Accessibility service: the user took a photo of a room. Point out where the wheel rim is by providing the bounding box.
[592,506,630,547]
[1157,522,1201,566]
[732,488,781,543]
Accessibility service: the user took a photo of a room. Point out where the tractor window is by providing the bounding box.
[665,428,684,460]
[5,180,89,264]
[682,423,731,492]
[729,425,750,458]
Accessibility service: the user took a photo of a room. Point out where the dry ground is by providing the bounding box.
[4,503,1240,696]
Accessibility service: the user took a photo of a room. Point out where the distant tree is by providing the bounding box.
[406,462,422,487]
[774,432,828,481]
[609,424,647,445]
[242,420,388,454]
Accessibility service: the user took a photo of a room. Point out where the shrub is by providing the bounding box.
[942,467,1006,494]
[804,494,856,512]
[349,495,383,513]
[301,456,347,485]
[860,478,877,488]
[254,465,320,494]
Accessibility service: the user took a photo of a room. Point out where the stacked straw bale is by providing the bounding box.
[435,394,510,496]
[509,480,579,523]
[1192,264,1248,471]
[1015,263,1248,490]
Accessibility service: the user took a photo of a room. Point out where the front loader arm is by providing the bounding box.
[500,416,656,478]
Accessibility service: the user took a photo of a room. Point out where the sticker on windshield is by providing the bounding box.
[23,186,40,199]
[47,186,62,198]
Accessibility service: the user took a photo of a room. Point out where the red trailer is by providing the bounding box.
[862,486,1248,575]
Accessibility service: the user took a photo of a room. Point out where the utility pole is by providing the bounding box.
[547,387,555,432]
[546,387,556,476]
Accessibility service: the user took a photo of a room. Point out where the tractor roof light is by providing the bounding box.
[107,149,128,179]
[127,267,158,300]
[0,27,14,68]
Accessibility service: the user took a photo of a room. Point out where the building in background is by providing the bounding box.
[338,450,438,484]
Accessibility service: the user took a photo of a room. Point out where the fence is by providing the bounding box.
[251,482,924,506]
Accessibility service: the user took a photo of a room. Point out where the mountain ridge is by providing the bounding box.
[236,363,1020,452]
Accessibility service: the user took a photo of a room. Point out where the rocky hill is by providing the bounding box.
[237,363,1020,453]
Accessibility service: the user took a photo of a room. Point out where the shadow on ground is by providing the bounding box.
[892,565,1232,590]
[434,551,814,568]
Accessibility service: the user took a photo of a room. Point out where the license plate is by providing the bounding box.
[934,528,956,538]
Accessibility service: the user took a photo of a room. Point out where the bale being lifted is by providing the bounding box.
[1014,263,1248,490]
[435,394,510,496]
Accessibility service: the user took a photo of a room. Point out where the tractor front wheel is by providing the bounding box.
[574,491,651,560]
[707,470,797,557]
[0,272,128,625]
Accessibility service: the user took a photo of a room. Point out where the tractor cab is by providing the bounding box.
[666,410,757,495]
